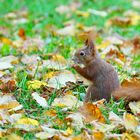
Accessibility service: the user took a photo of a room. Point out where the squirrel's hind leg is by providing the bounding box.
[84,85,100,102]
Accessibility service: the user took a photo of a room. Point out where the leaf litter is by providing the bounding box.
[0,0,140,139]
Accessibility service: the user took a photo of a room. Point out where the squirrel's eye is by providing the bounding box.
[80,51,85,56]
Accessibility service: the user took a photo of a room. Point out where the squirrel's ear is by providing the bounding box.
[85,38,95,51]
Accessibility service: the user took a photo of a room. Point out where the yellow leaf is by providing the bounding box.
[44,71,58,79]
[45,109,57,117]
[96,40,111,49]
[79,103,106,123]
[54,103,66,107]
[123,113,139,131]
[6,134,23,140]
[51,54,67,64]
[75,10,90,18]
[0,37,12,45]
[43,54,67,70]
[62,127,73,136]
[92,131,105,140]
[0,101,20,110]
[122,133,140,140]
[27,80,47,90]
[16,118,39,126]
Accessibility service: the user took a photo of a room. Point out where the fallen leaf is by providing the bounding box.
[0,80,16,93]
[18,28,26,40]
[88,9,108,17]
[106,35,123,45]
[79,103,106,123]
[123,113,139,131]
[0,55,18,70]
[52,94,83,109]
[32,92,48,108]
[66,112,84,129]
[92,131,105,140]
[35,132,55,139]
[5,133,23,140]
[0,94,20,110]
[44,109,57,117]
[16,117,39,126]
[133,0,140,8]
[0,71,5,78]
[75,10,89,18]
[107,17,131,27]
[47,70,76,89]
[0,37,12,45]
[109,111,123,123]
[122,133,140,140]
[43,54,67,70]
[62,127,73,136]
[27,80,47,90]
[56,25,76,36]
[55,2,81,14]
[132,36,140,53]
[92,121,117,133]
[129,102,140,115]
[121,78,140,87]
[124,10,140,25]
[55,5,70,14]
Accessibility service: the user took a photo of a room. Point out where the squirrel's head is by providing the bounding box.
[73,39,97,65]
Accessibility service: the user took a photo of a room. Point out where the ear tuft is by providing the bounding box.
[85,38,94,50]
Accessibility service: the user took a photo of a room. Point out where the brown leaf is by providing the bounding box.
[18,28,26,40]
[121,78,140,87]
[122,133,140,140]
[0,80,16,93]
[108,17,131,27]
[132,36,140,53]
[78,103,106,123]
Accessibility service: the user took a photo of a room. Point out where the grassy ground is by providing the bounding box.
[0,0,140,139]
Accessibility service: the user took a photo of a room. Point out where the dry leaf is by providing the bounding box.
[5,133,23,140]
[124,10,140,25]
[43,54,67,70]
[47,70,76,89]
[56,25,76,36]
[109,111,123,123]
[75,10,89,18]
[122,133,140,140]
[88,9,107,17]
[52,94,83,109]
[92,131,105,140]
[0,55,18,70]
[66,112,84,129]
[32,92,48,108]
[45,109,57,117]
[55,5,70,14]
[0,94,20,110]
[123,113,139,131]
[129,102,140,115]
[18,28,26,40]
[0,80,16,93]
[16,117,39,126]
[27,80,47,90]
[79,103,106,123]
[35,132,55,139]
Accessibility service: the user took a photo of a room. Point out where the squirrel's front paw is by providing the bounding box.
[72,64,80,70]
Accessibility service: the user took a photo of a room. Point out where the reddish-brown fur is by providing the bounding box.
[73,39,140,102]
[72,39,120,102]
[112,87,140,102]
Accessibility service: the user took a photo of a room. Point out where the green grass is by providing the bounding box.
[0,0,140,139]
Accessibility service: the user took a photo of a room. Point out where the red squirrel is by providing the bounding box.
[72,39,140,102]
